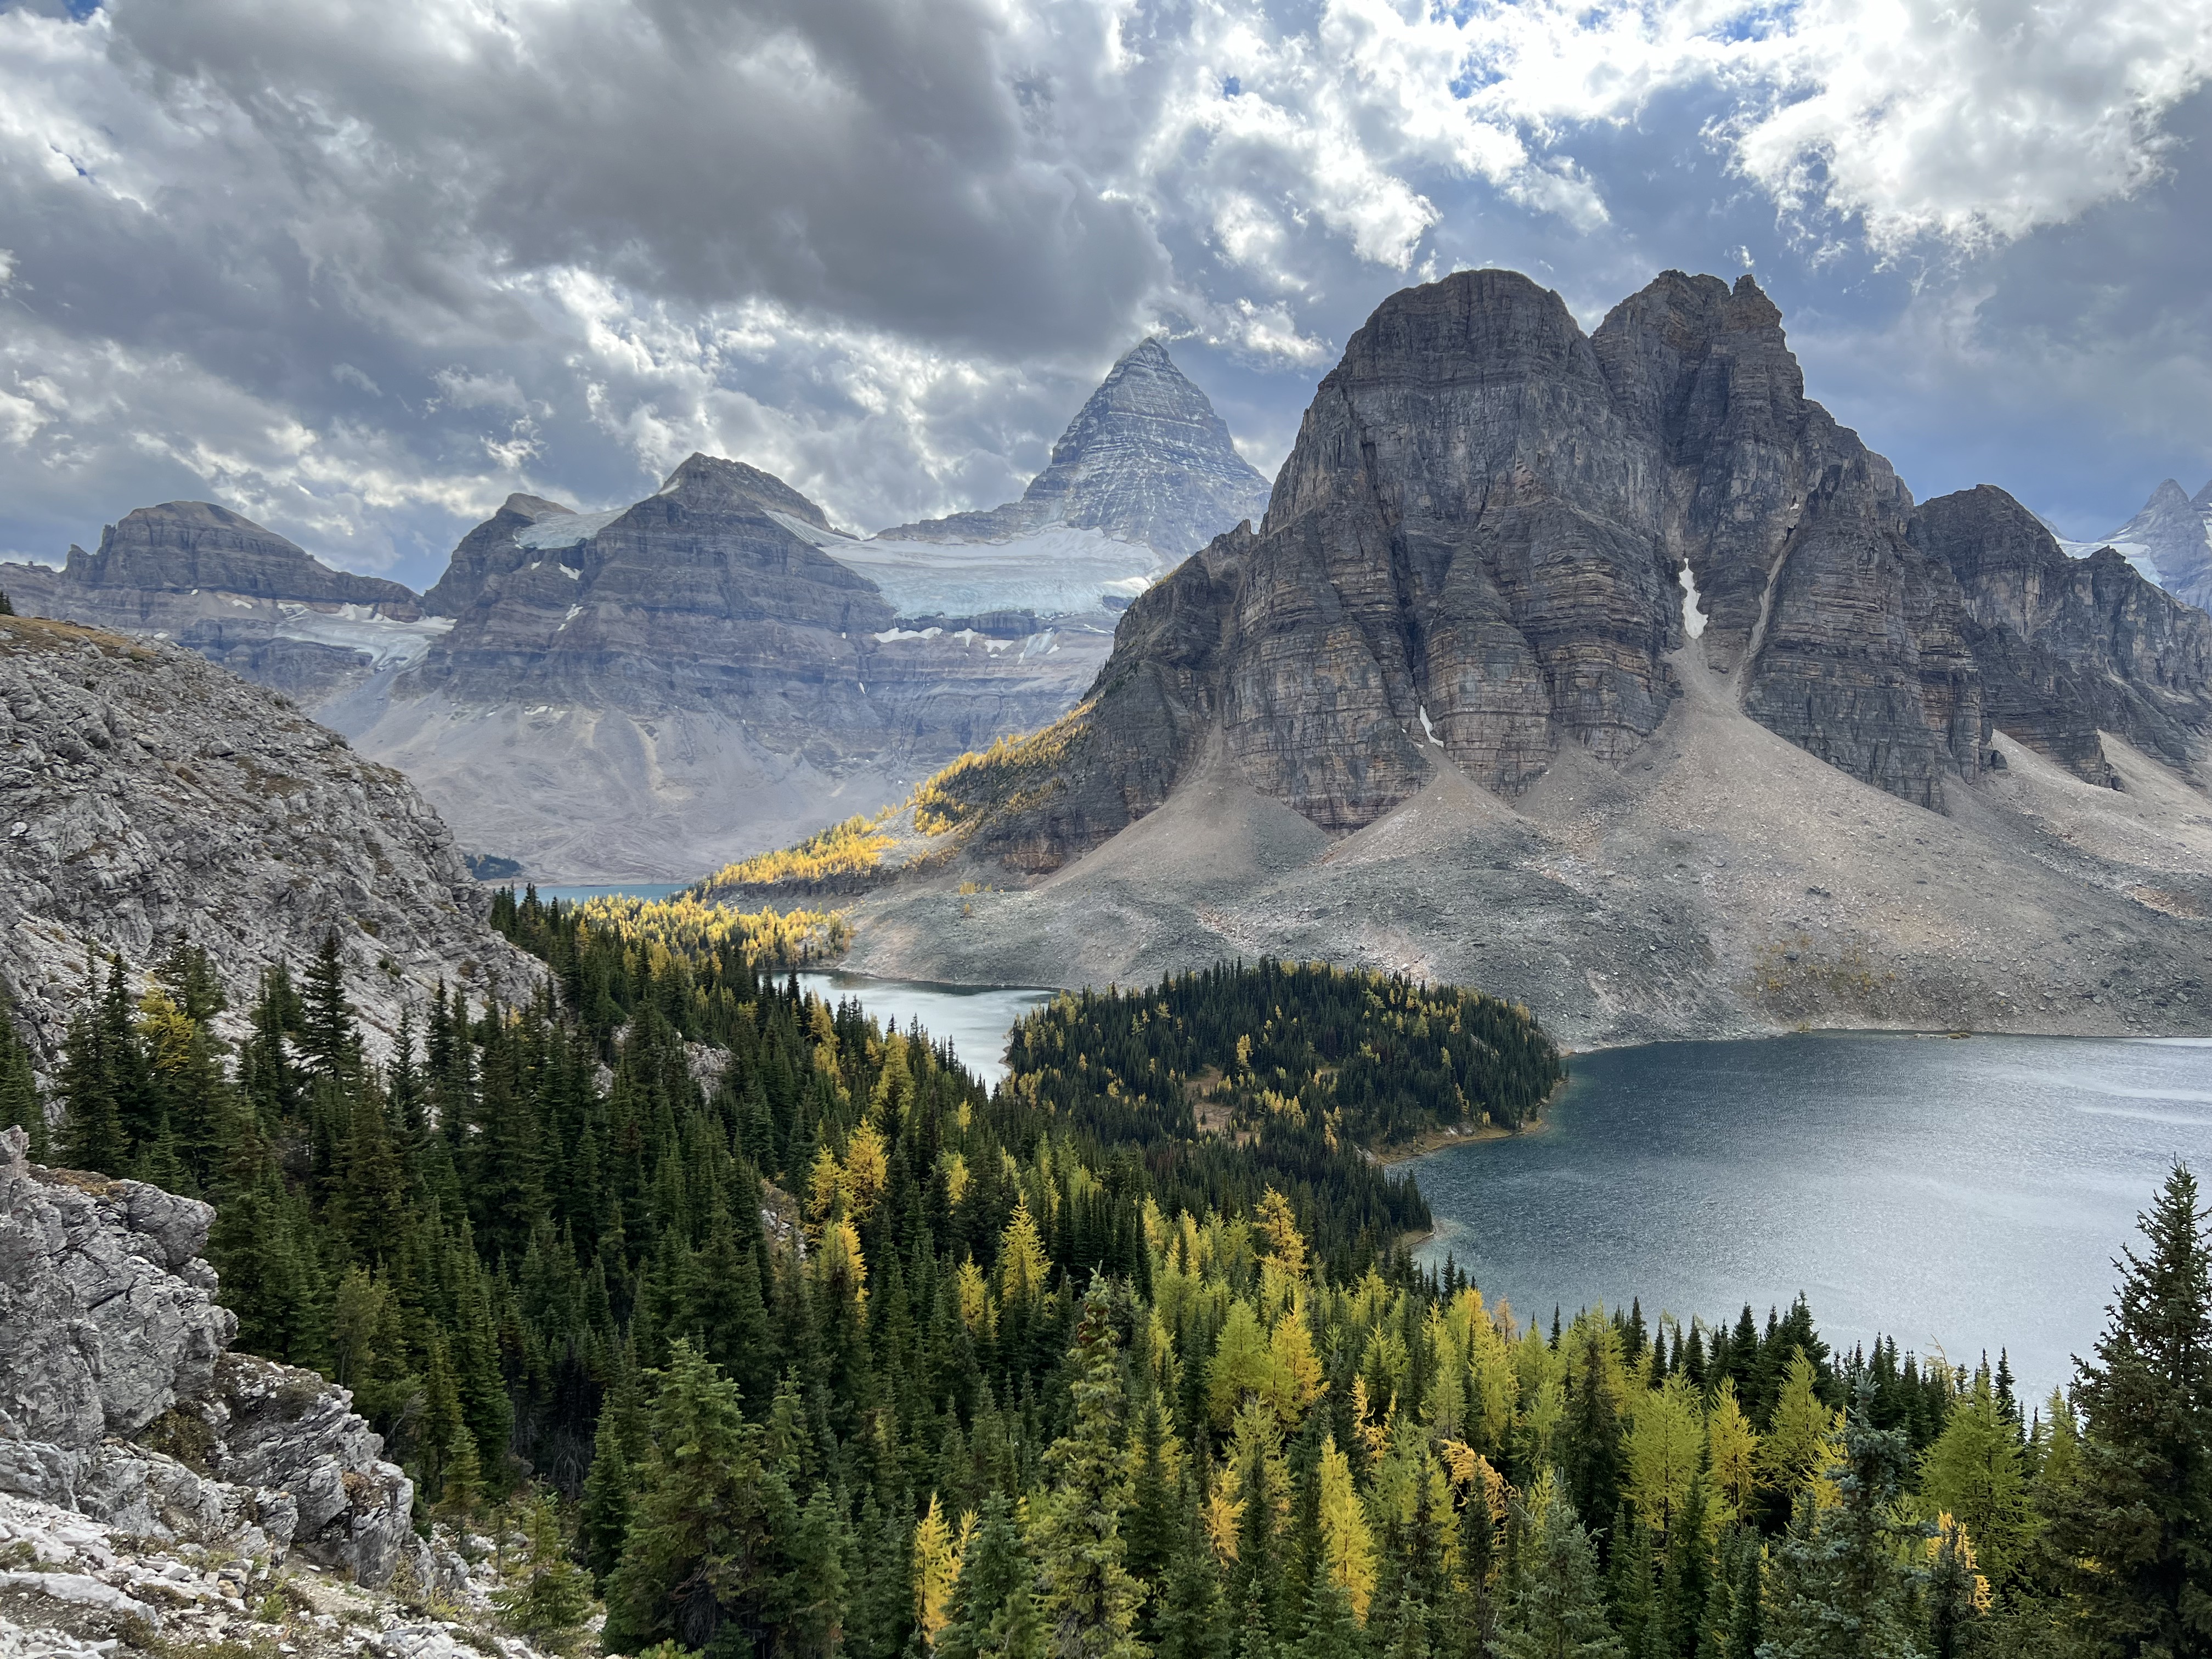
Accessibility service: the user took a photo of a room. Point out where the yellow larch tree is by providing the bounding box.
[1705,1378,1760,1517]
[1758,1351,1842,1505]
[998,1194,1050,1308]
[1627,1371,1706,1538]
[1316,1434,1378,1622]
[1265,1302,1327,1427]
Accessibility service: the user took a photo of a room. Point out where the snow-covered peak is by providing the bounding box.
[876,339,1271,560]
[2063,477,2212,612]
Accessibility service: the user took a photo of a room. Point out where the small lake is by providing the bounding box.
[794,971,1056,1090]
[1413,1033,2212,1400]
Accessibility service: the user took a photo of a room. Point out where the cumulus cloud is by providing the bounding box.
[0,0,2207,584]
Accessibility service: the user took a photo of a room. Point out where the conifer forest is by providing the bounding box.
[4,888,2209,1659]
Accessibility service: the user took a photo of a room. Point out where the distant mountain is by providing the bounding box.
[2053,477,2212,611]
[878,338,1272,555]
[0,501,444,703]
[337,345,1271,880]
[337,455,1098,879]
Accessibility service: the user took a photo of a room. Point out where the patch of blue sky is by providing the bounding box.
[1222,75,1242,98]
[1449,61,1505,101]
[1706,0,1799,43]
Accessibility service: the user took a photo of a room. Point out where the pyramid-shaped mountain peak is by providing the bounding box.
[878,338,1269,557]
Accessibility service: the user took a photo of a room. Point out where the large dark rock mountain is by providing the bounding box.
[820,269,2211,1047]
[940,270,2210,870]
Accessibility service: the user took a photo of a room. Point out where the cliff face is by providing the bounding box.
[966,269,2024,868]
[0,503,444,706]
[0,613,531,1065]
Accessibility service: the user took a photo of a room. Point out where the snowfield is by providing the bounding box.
[769,512,1169,619]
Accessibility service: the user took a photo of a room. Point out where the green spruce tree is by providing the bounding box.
[2048,1163,2212,1656]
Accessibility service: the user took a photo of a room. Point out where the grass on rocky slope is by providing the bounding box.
[911,700,1091,835]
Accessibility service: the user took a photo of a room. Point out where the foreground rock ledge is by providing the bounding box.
[0,1125,420,1589]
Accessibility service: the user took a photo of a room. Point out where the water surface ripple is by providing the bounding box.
[1412,1033,2212,1398]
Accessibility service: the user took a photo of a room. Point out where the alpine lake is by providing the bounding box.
[786,972,2212,1401]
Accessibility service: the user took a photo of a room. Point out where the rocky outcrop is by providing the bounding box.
[0,503,445,706]
[1909,484,2212,785]
[0,1127,416,1586]
[879,338,1271,557]
[0,613,532,1066]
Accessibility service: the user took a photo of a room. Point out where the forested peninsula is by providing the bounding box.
[1,891,2205,1659]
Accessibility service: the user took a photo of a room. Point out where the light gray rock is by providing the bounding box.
[0,1128,421,1588]
[0,1129,232,1448]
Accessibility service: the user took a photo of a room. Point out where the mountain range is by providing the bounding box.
[0,341,1268,879]
[783,269,2212,1047]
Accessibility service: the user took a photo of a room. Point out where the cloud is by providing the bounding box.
[0,0,2207,585]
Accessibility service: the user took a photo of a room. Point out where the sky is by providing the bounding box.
[2,0,2209,591]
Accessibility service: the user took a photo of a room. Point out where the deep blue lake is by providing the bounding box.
[1412,1033,2212,1400]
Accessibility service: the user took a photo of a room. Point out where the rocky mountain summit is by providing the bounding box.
[2056,476,2212,612]
[878,337,1271,557]
[0,504,446,706]
[0,613,531,1067]
[796,269,2212,1046]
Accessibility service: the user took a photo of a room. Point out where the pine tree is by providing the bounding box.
[1647,1471,1712,1658]
[1156,1486,1232,1659]
[0,996,41,1160]
[1757,1377,1924,1659]
[602,1340,800,1654]
[940,1491,1035,1659]
[1294,1572,1368,1659]
[2049,1162,2212,1655]
[493,1486,595,1654]
[1035,1280,1144,1659]
[57,964,127,1173]
[1494,1479,1623,1658]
